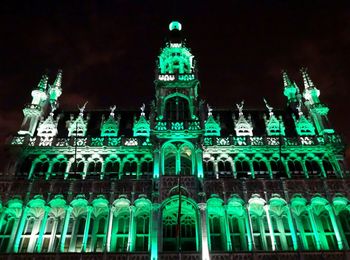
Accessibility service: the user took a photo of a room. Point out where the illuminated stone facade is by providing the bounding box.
[1,22,350,259]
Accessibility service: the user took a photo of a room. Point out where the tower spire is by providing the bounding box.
[282,70,292,87]
[282,70,300,106]
[48,70,63,107]
[37,74,48,91]
[300,67,314,89]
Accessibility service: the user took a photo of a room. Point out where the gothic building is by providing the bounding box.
[1,21,349,259]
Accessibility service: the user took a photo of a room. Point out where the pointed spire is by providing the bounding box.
[37,74,48,91]
[300,67,314,89]
[282,70,292,87]
[53,70,62,89]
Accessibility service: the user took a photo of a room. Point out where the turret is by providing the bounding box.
[283,71,300,106]
[48,70,63,107]
[154,21,199,122]
[300,68,334,135]
[18,74,49,136]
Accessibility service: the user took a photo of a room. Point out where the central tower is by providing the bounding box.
[154,21,200,121]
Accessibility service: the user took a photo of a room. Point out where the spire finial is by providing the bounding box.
[49,103,57,117]
[296,100,303,116]
[282,70,292,87]
[109,105,116,117]
[53,69,63,88]
[207,104,213,116]
[140,103,145,116]
[37,74,48,91]
[263,98,274,117]
[300,67,314,89]
[78,101,88,117]
[169,21,182,31]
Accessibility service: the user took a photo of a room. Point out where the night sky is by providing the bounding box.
[0,1,349,166]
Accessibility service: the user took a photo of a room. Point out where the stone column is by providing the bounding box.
[48,217,59,252]
[0,208,7,234]
[13,206,29,253]
[59,205,73,252]
[153,149,161,178]
[196,149,204,178]
[223,206,232,251]
[264,205,276,251]
[150,203,160,260]
[35,206,51,252]
[245,206,254,251]
[307,206,321,250]
[286,205,298,250]
[325,204,344,250]
[198,203,210,260]
[127,205,136,252]
[82,206,93,252]
[106,206,115,252]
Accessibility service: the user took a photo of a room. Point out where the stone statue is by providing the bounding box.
[236,100,244,116]
[78,101,88,116]
[110,105,116,117]
[207,104,213,116]
[140,103,146,116]
[263,98,273,116]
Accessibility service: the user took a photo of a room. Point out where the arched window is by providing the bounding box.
[217,158,232,176]
[295,212,316,250]
[269,212,293,250]
[87,159,102,173]
[70,158,85,173]
[164,151,176,176]
[235,160,250,178]
[114,211,129,252]
[339,210,350,245]
[140,158,153,175]
[227,214,248,251]
[305,159,321,177]
[74,217,86,252]
[203,159,214,177]
[165,96,190,121]
[52,157,68,174]
[208,215,224,251]
[19,216,36,252]
[135,212,150,251]
[322,159,334,176]
[287,159,303,177]
[91,216,107,252]
[318,211,337,250]
[162,199,197,252]
[0,214,15,251]
[252,159,268,177]
[33,157,50,177]
[105,160,120,172]
[20,156,33,174]
[180,145,192,176]
[123,159,137,175]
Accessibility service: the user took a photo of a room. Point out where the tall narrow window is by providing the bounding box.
[228,215,247,251]
[165,97,190,121]
[135,213,149,251]
[114,212,129,252]
[208,215,224,251]
[0,214,15,252]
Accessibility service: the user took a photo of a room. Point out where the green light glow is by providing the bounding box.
[169,21,182,31]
